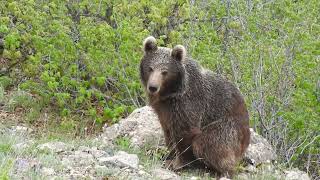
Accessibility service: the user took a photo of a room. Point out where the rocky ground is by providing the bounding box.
[0,106,311,180]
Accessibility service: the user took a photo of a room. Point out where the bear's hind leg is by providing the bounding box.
[191,122,240,177]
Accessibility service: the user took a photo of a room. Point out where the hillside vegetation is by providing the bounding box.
[0,0,319,178]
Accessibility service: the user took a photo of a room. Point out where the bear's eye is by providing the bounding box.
[161,71,168,76]
[148,67,153,72]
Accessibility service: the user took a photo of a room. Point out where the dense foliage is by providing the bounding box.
[0,0,319,178]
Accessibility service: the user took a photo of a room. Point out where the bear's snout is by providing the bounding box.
[148,84,159,94]
[147,71,162,94]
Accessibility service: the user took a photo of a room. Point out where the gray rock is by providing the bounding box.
[92,149,108,159]
[13,158,39,173]
[69,169,86,179]
[116,168,151,180]
[94,164,113,176]
[62,150,95,167]
[219,178,231,180]
[102,106,164,148]
[284,169,310,180]
[151,167,181,180]
[37,142,69,153]
[41,167,55,176]
[244,128,277,165]
[188,177,200,180]
[78,146,107,158]
[11,125,33,134]
[12,140,34,152]
[99,151,139,169]
[244,164,257,173]
[78,145,92,152]
[236,173,250,180]
[138,170,148,176]
[61,157,72,167]
[58,166,95,179]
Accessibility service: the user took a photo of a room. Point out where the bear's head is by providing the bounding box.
[140,36,187,101]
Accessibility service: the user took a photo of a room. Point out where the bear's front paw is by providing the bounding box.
[164,158,184,171]
[164,159,173,169]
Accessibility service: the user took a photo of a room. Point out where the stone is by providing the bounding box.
[11,125,33,134]
[116,168,151,180]
[78,146,107,158]
[102,106,164,148]
[219,178,231,180]
[12,140,34,152]
[95,165,121,178]
[284,169,310,180]
[244,128,277,165]
[138,170,147,175]
[92,149,108,159]
[41,167,55,176]
[151,167,181,180]
[62,150,95,167]
[78,145,92,152]
[236,173,250,180]
[69,169,86,179]
[189,176,200,180]
[245,164,257,173]
[37,142,69,153]
[61,157,72,167]
[99,151,139,169]
[13,158,37,173]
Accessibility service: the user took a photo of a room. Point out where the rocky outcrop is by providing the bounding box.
[101,106,310,180]
[5,107,311,180]
[101,106,164,148]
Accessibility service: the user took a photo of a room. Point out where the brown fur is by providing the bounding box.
[140,36,250,177]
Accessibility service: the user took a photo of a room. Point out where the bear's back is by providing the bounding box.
[183,60,248,127]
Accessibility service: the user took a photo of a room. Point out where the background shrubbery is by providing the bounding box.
[0,0,319,178]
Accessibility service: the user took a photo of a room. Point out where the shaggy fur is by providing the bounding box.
[140,36,250,177]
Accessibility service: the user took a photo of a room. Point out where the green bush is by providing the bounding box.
[0,76,12,90]
[0,0,319,178]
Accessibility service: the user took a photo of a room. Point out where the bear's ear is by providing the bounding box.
[143,36,157,53]
[171,45,186,63]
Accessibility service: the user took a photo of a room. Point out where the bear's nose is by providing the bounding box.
[148,85,159,94]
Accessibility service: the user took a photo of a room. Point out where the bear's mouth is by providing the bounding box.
[147,92,161,105]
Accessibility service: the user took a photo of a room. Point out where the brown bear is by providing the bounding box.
[139,36,250,177]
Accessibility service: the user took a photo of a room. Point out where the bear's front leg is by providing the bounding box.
[168,128,202,171]
[162,126,176,161]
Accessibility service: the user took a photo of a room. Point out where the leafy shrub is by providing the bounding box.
[5,90,41,123]
[0,76,12,90]
[1,1,145,125]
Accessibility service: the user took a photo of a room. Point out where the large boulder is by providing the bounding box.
[151,167,181,180]
[37,141,70,153]
[244,128,277,165]
[101,106,164,148]
[284,169,310,180]
[98,151,139,169]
